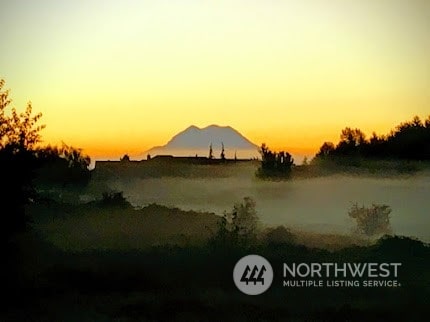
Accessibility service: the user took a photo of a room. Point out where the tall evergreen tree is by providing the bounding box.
[220,142,226,161]
[209,143,213,159]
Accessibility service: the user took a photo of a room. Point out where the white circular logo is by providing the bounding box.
[233,254,273,295]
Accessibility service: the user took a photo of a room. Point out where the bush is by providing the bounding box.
[348,203,392,237]
[264,226,295,245]
[100,191,131,209]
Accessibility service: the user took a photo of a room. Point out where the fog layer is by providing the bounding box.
[96,168,430,242]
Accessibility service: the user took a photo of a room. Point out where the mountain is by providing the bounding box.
[144,125,259,159]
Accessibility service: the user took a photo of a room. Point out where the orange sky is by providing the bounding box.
[1,0,429,160]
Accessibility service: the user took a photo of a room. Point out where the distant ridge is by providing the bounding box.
[144,125,259,158]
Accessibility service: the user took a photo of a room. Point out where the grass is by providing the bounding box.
[6,161,428,320]
[30,202,220,251]
[28,199,374,252]
[5,226,430,321]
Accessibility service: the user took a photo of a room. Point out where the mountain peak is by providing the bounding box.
[202,124,235,131]
[145,124,259,158]
[185,125,200,131]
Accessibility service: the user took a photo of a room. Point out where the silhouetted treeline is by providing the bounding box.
[315,115,430,161]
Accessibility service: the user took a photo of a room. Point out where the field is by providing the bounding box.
[3,160,430,321]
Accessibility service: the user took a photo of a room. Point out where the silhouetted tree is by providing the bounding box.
[302,156,309,165]
[259,143,275,169]
[0,79,44,241]
[335,127,366,156]
[35,143,91,187]
[340,127,366,146]
[315,142,335,158]
[1,79,92,241]
[120,154,130,162]
[386,115,430,160]
[425,115,430,128]
[363,132,387,158]
[1,80,45,151]
[257,143,294,178]
[208,143,213,159]
[220,142,225,161]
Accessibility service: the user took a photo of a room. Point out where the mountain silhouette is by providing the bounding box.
[145,125,259,158]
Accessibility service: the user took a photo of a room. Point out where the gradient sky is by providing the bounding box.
[1,0,429,159]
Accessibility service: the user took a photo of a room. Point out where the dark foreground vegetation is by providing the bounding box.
[0,194,427,321]
[3,210,430,321]
[0,79,91,243]
[1,79,429,320]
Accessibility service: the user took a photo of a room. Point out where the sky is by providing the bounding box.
[1,0,429,159]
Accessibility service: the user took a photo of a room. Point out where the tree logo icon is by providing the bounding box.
[233,254,273,295]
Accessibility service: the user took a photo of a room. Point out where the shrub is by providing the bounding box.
[100,191,131,209]
[348,203,392,237]
[264,226,295,245]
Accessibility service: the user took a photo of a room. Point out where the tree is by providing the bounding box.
[0,79,45,240]
[387,115,429,160]
[259,143,275,168]
[348,203,392,237]
[302,156,309,165]
[208,197,260,249]
[425,115,430,128]
[120,154,130,162]
[35,143,91,187]
[208,143,213,159]
[339,127,366,147]
[257,143,294,178]
[1,79,45,151]
[315,142,335,158]
[335,127,367,156]
[224,197,259,245]
[220,142,226,161]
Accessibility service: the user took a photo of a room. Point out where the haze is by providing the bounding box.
[89,165,430,242]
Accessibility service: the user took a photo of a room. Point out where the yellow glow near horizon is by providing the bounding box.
[1,0,429,159]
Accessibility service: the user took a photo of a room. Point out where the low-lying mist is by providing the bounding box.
[88,165,430,243]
